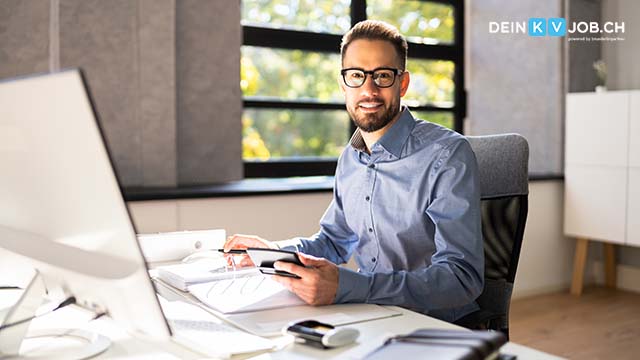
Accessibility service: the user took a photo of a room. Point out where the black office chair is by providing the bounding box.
[455,134,529,340]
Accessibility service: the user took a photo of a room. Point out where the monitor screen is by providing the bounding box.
[0,70,170,339]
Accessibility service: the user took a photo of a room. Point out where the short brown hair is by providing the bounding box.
[340,20,408,70]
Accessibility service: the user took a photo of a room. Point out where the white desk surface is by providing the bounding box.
[1,289,563,360]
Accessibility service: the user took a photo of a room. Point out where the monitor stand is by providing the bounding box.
[0,271,111,359]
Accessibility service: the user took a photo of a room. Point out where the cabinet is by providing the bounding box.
[564,90,640,295]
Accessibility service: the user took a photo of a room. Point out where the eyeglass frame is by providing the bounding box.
[340,67,404,88]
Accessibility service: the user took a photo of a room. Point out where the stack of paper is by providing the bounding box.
[156,260,259,291]
[188,275,305,314]
[155,258,306,314]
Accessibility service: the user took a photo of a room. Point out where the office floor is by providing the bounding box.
[510,286,640,360]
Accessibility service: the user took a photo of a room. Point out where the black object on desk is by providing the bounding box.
[366,328,510,360]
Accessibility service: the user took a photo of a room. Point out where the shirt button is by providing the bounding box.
[365,196,370,201]
[368,228,373,233]
[368,164,375,169]
[371,257,376,263]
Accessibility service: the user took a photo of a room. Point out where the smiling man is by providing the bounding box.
[224,20,484,323]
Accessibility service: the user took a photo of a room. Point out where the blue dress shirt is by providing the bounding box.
[280,108,484,322]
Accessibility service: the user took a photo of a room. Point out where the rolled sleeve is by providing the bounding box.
[334,267,371,303]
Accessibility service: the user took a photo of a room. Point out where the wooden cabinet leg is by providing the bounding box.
[571,238,589,296]
[604,243,617,289]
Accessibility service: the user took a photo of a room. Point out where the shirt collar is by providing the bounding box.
[349,107,415,159]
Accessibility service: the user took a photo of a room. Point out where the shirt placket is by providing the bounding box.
[365,147,383,272]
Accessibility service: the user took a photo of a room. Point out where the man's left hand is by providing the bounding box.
[272,253,339,306]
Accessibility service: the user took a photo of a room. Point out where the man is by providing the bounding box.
[225,20,483,323]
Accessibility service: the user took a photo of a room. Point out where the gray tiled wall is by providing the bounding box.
[0,0,50,78]
[568,0,602,93]
[467,0,564,174]
[603,0,640,90]
[176,0,242,185]
[0,0,242,187]
[60,0,143,185]
[138,0,177,186]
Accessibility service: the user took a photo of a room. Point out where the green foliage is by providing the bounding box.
[405,60,454,106]
[242,47,342,101]
[242,0,351,34]
[241,1,456,160]
[367,0,454,44]
[243,109,349,159]
[413,111,454,130]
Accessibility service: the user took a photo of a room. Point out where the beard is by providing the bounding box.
[347,97,401,133]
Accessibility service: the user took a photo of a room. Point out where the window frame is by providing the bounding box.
[242,0,466,178]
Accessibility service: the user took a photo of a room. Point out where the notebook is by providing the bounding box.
[187,274,306,314]
[156,260,259,291]
[365,329,508,360]
[153,259,306,314]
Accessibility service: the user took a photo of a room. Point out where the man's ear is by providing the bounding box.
[399,71,410,97]
[338,75,346,93]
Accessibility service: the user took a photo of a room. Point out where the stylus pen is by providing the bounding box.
[217,249,247,254]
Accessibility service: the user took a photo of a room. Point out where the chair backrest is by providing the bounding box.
[462,134,529,338]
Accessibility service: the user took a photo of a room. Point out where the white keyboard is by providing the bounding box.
[169,319,238,333]
[159,297,275,358]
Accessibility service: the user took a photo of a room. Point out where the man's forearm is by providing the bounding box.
[334,261,483,311]
[276,232,351,265]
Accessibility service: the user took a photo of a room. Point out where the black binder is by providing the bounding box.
[365,329,509,360]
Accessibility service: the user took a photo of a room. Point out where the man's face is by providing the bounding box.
[340,39,410,133]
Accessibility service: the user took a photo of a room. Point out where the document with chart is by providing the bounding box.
[187,273,305,314]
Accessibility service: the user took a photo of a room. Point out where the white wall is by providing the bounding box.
[128,180,585,299]
[513,181,574,298]
[129,192,333,240]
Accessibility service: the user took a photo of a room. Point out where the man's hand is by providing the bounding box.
[223,234,277,267]
[272,253,339,306]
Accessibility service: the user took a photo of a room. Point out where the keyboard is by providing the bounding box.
[169,319,239,333]
[159,297,275,358]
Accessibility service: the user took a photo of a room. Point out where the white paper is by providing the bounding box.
[156,259,259,291]
[187,274,305,314]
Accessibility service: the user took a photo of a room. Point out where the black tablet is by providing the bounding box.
[246,248,303,278]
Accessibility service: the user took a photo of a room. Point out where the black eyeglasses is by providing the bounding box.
[340,67,404,88]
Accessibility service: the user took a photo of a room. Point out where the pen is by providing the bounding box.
[217,249,247,254]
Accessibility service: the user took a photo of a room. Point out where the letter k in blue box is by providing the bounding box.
[528,18,546,36]
[548,18,566,36]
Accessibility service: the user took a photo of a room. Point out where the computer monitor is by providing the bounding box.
[0,70,171,349]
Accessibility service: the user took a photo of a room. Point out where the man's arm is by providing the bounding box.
[225,154,358,265]
[277,167,359,265]
[334,140,484,310]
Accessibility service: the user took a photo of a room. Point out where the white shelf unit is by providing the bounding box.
[564,90,640,294]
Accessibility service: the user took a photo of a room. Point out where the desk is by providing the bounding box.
[1,289,563,360]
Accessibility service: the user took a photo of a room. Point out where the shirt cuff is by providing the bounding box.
[274,238,302,251]
[334,267,371,303]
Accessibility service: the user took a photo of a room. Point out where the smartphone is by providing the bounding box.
[246,248,303,278]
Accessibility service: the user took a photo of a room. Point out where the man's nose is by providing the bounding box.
[359,74,379,96]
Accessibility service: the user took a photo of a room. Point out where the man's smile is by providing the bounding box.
[358,101,384,112]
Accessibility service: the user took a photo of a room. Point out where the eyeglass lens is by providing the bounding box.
[343,69,397,88]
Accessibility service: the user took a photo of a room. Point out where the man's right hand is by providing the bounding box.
[222,234,278,267]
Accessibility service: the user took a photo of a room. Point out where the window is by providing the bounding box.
[242,0,465,177]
